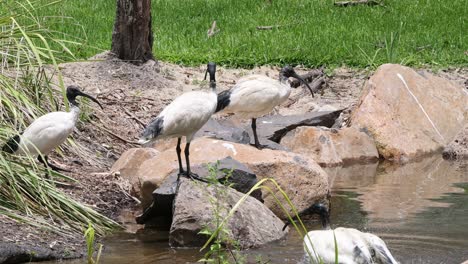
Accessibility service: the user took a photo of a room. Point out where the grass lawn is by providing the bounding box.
[9,0,468,68]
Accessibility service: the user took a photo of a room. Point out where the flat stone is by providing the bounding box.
[246,110,343,147]
[0,242,81,264]
[195,118,250,144]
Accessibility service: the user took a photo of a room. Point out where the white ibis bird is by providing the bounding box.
[2,85,103,171]
[138,62,218,180]
[215,66,315,149]
[297,203,399,264]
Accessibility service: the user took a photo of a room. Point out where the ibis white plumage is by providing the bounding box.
[300,203,399,264]
[138,62,218,179]
[2,85,103,171]
[215,66,315,149]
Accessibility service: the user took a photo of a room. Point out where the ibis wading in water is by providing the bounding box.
[138,62,218,180]
[215,66,315,149]
[2,85,103,171]
[298,203,398,264]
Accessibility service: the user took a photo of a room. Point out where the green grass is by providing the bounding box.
[7,0,468,68]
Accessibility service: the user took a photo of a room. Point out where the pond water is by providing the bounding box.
[48,156,468,264]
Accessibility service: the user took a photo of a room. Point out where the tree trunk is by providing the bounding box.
[111,0,154,64]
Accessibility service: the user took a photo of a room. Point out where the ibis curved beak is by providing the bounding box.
[204,62,216,82]
[292,73,315,98]
[78,92,104,109]
[204,69,208,81]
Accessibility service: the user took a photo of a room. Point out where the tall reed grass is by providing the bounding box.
[0,0,119,236]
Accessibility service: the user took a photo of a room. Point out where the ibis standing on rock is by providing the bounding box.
[138,62,218,180]
[294,203,399,264]
[2,85,103,171]
[215,66,315,149]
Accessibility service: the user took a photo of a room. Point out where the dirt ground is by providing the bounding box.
[1,51,467,261]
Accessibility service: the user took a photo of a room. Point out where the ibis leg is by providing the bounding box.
[183,142,207,183]
[38,155,70,172]
[176,137,184,175]
[184,142,193,176]
[251,118,262,149]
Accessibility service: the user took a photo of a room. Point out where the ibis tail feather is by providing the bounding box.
[2,134,21,154]
[142,116,164,140]
[215,90,232,113]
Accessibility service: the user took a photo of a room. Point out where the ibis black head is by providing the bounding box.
[282,201,331,231]
[66,85,103,109]
[204,62,216,82]
[308,202,331,229]
[280,65,315,97]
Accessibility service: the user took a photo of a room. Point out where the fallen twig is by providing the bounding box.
[290,69,324,88]
[256,22,302,31]
[90,120,139,145]
[122,106,146,127]
[219,80,236,85]
[334,0,383,7]
[309,76,326,93]
[207,20,220,38]
[285,76,327,107]
[256,25,282,30]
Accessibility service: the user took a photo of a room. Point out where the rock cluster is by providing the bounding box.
[111,63,467,249]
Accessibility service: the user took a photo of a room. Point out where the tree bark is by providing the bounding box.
[111,0,154,64]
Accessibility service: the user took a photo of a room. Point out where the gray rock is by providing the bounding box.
[196,118,250,144]
[0,242,81,264]
[135,173,178,226]
[208,157,263,202]
[136,157,263,225]
[245,110,343,147]
[169,178,287,249]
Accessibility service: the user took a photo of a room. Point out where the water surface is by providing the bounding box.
[47,156,468,263]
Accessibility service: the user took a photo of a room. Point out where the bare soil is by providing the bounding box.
[1,51,466,262]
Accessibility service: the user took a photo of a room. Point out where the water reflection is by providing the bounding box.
[325,157,468,263]
[40,157,468,264]
[325,156,468,221]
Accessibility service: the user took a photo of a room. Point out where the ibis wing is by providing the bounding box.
[226,79,283,115]
[156,91,217,138]
[18,112,74,155]
[304,228,373,264]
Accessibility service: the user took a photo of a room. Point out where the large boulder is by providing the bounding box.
[169,178,287,249]
[350,64,467,161]
[134,137,329,219]
[110,148,159,195]
[280,126,379,166]
[442,124,468,160]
